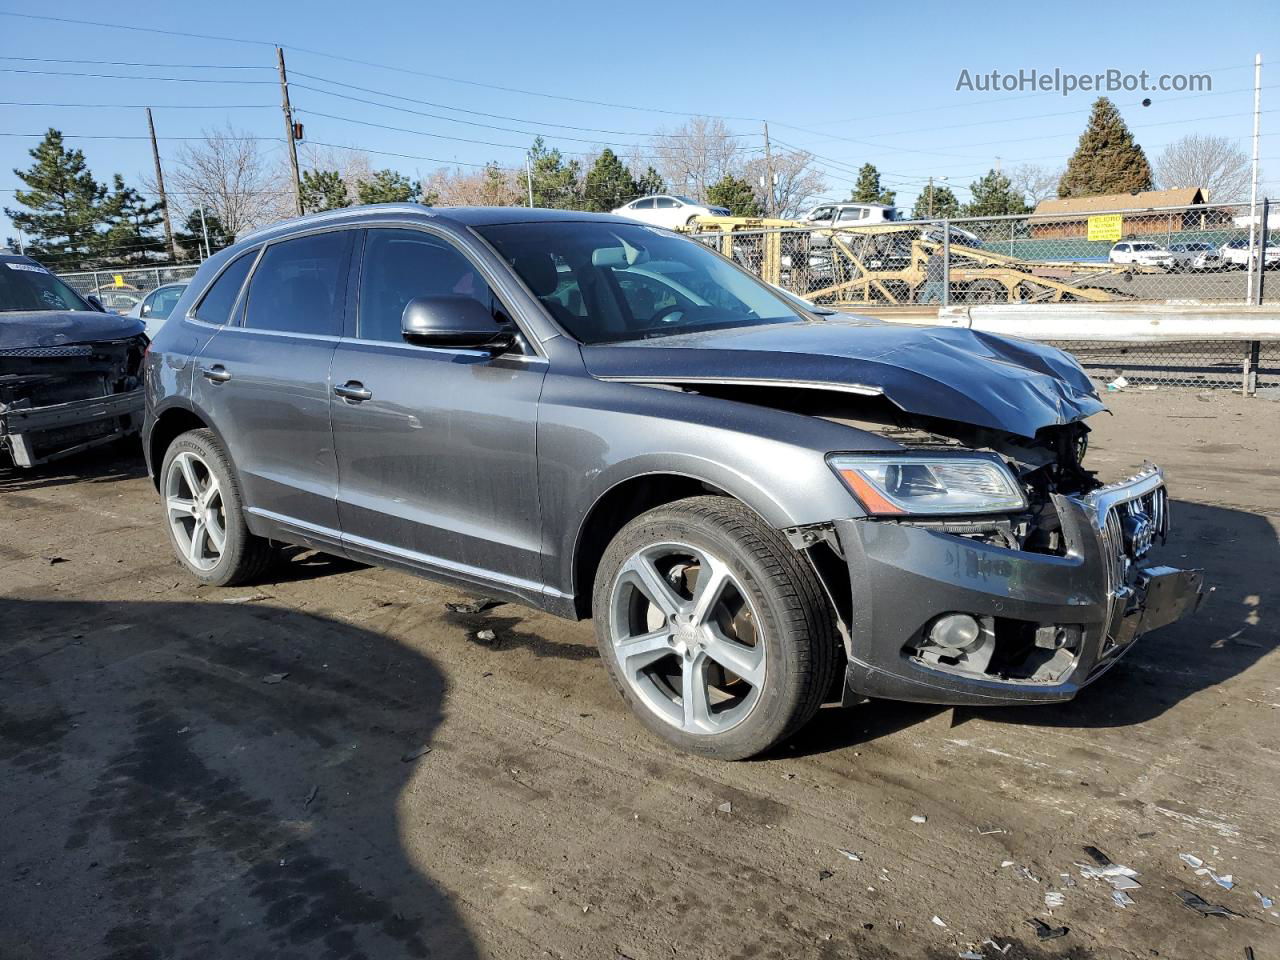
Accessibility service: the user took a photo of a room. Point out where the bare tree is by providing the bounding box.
[649,116,745,201]
[1009,163,1063,207]
[423,164,523,207]
[743,149,827,218]
[1155,134,1253,202]
[168,125,286,240]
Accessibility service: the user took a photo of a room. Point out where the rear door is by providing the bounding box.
[330,227,546,592]
[192,228,354,536]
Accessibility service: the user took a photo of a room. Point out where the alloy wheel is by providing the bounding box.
[165,451,226,572]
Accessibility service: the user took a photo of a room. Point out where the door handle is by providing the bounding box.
[334,380,372,402]
[199,364,232,383]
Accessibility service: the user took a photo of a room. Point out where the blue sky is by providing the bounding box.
[3,0,1279,240]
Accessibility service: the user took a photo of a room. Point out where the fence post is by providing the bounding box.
[154,267,162,290]
[1243,341,1260,396]
[1008,220,1015,258]
[941,220,950,308]
[92,271,103,297]
[1257,197,1270,306]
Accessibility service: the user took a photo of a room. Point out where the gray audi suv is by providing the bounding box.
[142,205,1203,759]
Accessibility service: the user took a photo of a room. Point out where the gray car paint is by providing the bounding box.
[142,206,1124,631]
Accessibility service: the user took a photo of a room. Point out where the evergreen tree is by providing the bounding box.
[636,165,666,197]
[356,169,419,204]
[911,184,960,219]
[4,129,109,269]
[174,208,231,259]
[850,164,895,205]
[1058,97,1153,198]
[527,138,582,209]
[961,170,1029,217]
[582,149,640,212]
[102,174,165,263]
[706,174,763,217]
[300,169,349,212]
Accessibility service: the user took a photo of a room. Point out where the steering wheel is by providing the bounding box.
[649,303,687,325]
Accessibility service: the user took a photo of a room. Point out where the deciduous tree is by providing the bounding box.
[1155,134,1252,202]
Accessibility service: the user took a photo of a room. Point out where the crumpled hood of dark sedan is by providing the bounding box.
[581,318,1105,438]
[0,310,145,351]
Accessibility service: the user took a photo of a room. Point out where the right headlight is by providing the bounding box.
[828,454,1026,516]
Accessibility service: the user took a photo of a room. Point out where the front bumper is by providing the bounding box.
[0,387,144,467]
[836,466,1205,706]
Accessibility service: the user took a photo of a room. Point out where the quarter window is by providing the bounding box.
[243,231,351,335]
[632,198,655,210]
[358,229,497,343]
[193,251,255,325]
[654,197,678,208]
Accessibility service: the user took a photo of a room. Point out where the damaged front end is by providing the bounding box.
[790,415,1206,706]
[0,336,147,468]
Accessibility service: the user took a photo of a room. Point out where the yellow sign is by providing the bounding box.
[113,274,125,287]
[1087,214,1123,242]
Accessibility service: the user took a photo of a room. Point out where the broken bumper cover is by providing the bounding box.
[0,387,144,466]
[837,466,1205,706]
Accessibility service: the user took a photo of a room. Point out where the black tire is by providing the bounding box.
[159,428,275,587]
[592,496,838,760]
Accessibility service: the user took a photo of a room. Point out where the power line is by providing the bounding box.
[0,66,276,84]
[0,55,271,70]
[1,100,276,110]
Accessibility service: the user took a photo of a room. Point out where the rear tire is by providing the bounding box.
[160,428,275,587]
[592,496,838,760]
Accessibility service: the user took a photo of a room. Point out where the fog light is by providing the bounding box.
[929,613,982,650]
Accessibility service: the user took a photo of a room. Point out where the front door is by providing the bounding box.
[330,227,546,593]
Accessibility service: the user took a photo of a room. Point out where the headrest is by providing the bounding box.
[512,252,559,297]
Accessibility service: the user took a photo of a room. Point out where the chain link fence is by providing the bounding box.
[57,264,202,315]
[688,199,1279,391]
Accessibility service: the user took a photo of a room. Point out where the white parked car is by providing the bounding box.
[1108,241,1175,269]
[125,282,188,338]
[611,195,731,230]
[799,202,902,226]
[1219,237,1280,269]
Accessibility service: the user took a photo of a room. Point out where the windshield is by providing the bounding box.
[0,260,91,313]
[477,221,806,344]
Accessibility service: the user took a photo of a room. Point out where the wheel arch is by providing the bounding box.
[146,402,220,491]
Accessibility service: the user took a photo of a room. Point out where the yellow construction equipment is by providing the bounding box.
[683,218,1157,305]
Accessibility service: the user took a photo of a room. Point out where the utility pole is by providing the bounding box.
[198,205,211,260]
[1246,52,1263,304]
[525,156,534,207]
[762,121,774,218]
[145,107,178,261]
[276,46,304,217]
[927,176,934,218]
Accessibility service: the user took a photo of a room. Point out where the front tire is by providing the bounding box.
[592,497,838,760]
[160,428,275,586]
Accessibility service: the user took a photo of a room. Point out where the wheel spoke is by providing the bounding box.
[620,552,684,619]
[689,554,731,626]
[702,625,765,688]
[188,519,206,564]
[177,454,202,499]
[617,628,672,673]
[205,511,226,554]
[681,654,713,731]
[166,496,195,517]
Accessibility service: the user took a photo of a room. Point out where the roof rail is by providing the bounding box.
[235,203,433,245]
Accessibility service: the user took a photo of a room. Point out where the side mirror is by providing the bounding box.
[401,296,515,352]
[86,294,106,312]
[141,302,153,317]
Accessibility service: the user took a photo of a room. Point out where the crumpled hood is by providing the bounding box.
[581,317,1105,438]
[0,310,145,350]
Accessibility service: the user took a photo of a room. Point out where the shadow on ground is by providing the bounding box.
[0,437,148,492]
[0,598,478,960]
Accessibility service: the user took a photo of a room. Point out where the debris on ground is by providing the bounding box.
[46,556,69,565]
[1112,890,1135,908]
[446,598,503,614]
[1175,889,1241,918]
[1256,891,1274,909]
[1044,891,1065,909]
[261,672,289,684]
[1180,853,1205,869]
[958,951,983,959]
[400,745,432,763]
[977,826,1006,836]
[222,593,270,604]
[1203,870,1235,890]
[1059,873,1076,888]
[716,801,732,814]
[931,915,947,928]
[1025,918,1068,940]
[1106,376,1130,392]
[911,814,927,824]
[982,938,1012,955]
[475,629,497,643]
[836,848,862,861]
[818,869,833,881]
[304,784,319,807]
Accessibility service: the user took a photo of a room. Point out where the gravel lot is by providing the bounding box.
[2,389,1278,960]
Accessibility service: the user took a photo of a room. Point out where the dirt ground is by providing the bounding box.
[2,389,1278,960]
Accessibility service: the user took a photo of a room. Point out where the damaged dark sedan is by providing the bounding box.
[1,254,146,468]
[142,206,1204,759]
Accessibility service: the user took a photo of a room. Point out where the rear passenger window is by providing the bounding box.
[193,251,255,325]
[243,231,351,336]
[358,229,497,343]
